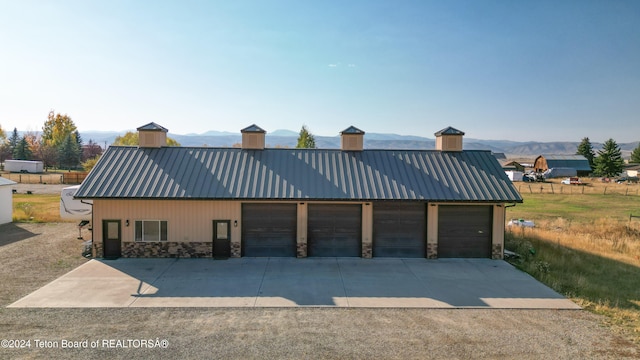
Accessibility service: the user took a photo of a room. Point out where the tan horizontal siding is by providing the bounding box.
[93,199,241,244]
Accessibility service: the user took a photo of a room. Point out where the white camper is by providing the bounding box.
[60,185,92,221]
[5,160,44,173]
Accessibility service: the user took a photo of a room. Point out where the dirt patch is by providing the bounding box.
[0,223,88,306]
[0,223,639,359]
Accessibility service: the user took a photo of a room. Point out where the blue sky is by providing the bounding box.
[1,0,639,142]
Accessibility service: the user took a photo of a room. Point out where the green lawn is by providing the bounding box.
[506,193,640,224]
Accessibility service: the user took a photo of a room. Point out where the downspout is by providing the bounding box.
[80,199,94,256]
[503,203,517,225]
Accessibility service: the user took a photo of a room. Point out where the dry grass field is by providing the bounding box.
[506,190,640,344]
[12,193,74,223]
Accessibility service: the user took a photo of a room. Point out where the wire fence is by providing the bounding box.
[517,182,640,196]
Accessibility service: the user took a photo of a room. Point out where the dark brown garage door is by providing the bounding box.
[373,202,426,258]
[242,203,297,257]
[308,204,361,257]
[438,205,492,258]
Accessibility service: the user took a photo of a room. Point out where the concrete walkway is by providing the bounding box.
[9,258,580,309]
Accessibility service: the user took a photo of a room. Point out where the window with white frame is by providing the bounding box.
[135,220,168,242]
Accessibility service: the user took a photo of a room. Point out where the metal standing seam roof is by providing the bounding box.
[74,147,523,202]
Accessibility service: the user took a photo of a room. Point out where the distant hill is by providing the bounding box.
[71,129,638,159]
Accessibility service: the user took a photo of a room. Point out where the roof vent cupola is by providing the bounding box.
[340,126,365,151]
[434,126,464,152]
[137,122,168,148]
[241,124,266,150]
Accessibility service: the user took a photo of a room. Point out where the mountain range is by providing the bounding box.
[79,130,638,160]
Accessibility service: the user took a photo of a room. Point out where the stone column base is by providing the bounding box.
[426,243,438,259]
[361,242,372,258]
[492,244,503,260]
[297,243,307,258]
[231,242,241,258]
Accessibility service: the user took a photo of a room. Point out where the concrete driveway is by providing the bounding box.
[9,258,580,309]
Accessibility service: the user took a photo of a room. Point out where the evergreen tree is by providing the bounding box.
[58,133,81,170]
[630,143,640,164]
[74,130,83,148]
[576,137,595,167]
[593,138,624,178]
[9,128,20,153]
[13,136,33,160]
[296,125,316,149]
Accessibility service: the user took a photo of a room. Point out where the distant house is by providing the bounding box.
[75,123,523,260]
[0,177,17,225]
[501,160,525,172]
[534,154,592,177]
[492,152,507,161]
[623,164,640,178]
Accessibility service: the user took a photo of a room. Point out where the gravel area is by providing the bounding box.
[1,223,638,359]
[10,183,69,195]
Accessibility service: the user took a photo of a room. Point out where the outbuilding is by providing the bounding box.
[75,123,523,260]
[534,154,592,177]
[0,177,17,225]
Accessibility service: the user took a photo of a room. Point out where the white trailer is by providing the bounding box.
[505,170,524,182]
[61,185,93,240]
[60,185,92,221]
[5,160,44,173]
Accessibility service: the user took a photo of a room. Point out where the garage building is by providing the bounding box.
[0,177,17,225]
[75,123,523,259]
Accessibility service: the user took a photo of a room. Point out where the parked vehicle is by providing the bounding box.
[561,177,582,185]
[507,219,535,227]
[617,176,639,184]
[60,185,92,220]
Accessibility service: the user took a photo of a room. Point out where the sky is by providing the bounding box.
[1,0,639,142]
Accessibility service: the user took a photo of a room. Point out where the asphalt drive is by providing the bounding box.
[10,257,580,309]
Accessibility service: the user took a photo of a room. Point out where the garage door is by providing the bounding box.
[242,203,297,257]
[373,202,426,257]
[308,204,361,257]
[438,205,492,258]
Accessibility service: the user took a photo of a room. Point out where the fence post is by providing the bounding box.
[550,183,554,194]
[529,185,532,194]
[604,187,607,195]
[581,186,584,194]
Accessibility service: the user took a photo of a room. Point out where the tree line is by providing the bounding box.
[2,116,637,177]
[0,111,102,171]
[576,137,640,178]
